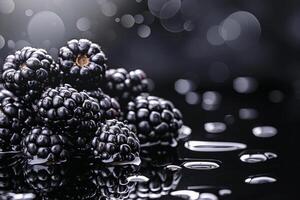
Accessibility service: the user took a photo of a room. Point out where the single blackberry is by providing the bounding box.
[91,164,139,199]
[104,68,149,104]
[2,47,60,101]
[85,88,121,120]
[58,39,107,89]
[22,126,72,163]
[125,95,183,146]
[0,88,33,152]
[24,163,68,193]
[90,119,140,163]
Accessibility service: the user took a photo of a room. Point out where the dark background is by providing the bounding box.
[1,0,300,199]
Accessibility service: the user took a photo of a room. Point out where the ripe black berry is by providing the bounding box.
[22,126,72,163]
[85,88,121,120]
[125,95,183,146]
[104,68,149,104]
[58,39,107,89]
[2,47,60,102]
[0,88,33,152]
[90,119,140,163]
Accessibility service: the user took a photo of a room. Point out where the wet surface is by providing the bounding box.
[0,78,298,200]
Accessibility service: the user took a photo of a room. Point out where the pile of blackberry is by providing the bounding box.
[0,39,185,165]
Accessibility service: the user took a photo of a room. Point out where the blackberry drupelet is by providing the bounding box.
[91,164,139,199]
[58,39,107,89]
[0,88,33,152]
[2,47,60,101]
[90,119,140,163]
[125,95,184,146]
[23,126,72,163]
[85,88,121,120]
[104,68,149,104]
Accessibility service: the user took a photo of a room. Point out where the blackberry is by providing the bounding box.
[125,95,183,146]
[85,88,121,120]
[58,39,107,89]
[1,47,60,101]
[22,126,72,163]
[24,163,68,193]
[104,68,149,104]
[91,164,139,199]
[0,88,33,152]
[90,119,140,163]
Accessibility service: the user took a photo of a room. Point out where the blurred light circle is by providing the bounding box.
[121,14,135,28]
[220,18,241,41]
[148,0,168,17]
[185,92,200,105]
[0,0,15,14]
[160,12,185,33]
[207,25,224,46]
[101,1,117,17]
[174,79,194,95]
[137,25,151,38]
[7,40,15,49]
[221,11,261,49]
[25,9,34,17]
[233,77,258,94]
[15,40,31,50]
[0,35,5,49]
[134,14,144,24]
[76,17,91,31]
[209,62,230,83]
[115,18,120,23]
[269,90,284,103]
[28,11,65,45]
[159,0,181,19]
[184,20,195,31]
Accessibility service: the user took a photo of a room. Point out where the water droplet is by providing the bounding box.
[184,141,247,152]
[239,108,258,120]
[185,92,200,105]
[166,165,182,171]
[25,9,34,17]
[252,126,278,138]
[28,11,65,46]
[240,153,267,163]
[76,17,91,31]
[177,125,192,140]
[204,122,227,134]
[121,14,135,28]
[202,91,221,111]
[219,189,232,196]
[264,152,278,159]
[134,14,144,24]
[101,1,117,17]
[127,175,149,182]
[269,90,284,103]
[0,0,15,14]
[137,25,151,38]
[245,176,277,184]
[233,77,258,94]
[171,190,200,200]
[0,35,5,49]
[199,193,218,200]
[174,79,194,95]
[183,161,220,170]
